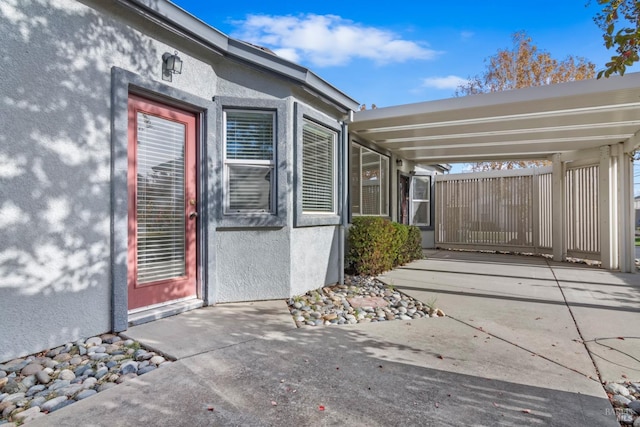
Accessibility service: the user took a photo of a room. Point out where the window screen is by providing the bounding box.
[224,110,275,213]
[302,120,336,213]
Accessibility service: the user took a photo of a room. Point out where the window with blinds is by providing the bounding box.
[302,120,336,213]
[224,110,275,213]
[136,112,186,284]
[351,143,389,216]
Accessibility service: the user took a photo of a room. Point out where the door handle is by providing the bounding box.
[189,212,198,219]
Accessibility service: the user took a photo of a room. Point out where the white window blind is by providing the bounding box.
[224,110,275,213]
[136,112,186,284]
[302,120,336,213]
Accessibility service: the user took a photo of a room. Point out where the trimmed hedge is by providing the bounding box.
[347,216,423,276]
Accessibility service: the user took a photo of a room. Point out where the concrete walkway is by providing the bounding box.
[29,251,639,426]
[382,250,640,385]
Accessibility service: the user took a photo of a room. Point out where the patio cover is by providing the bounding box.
[350,73,640,273]
[349,72,640,164]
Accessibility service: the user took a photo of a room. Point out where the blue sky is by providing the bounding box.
[170,0,636,107]
[171,0,640,187]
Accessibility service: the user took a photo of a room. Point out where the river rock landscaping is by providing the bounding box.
[287,275,445,327]
[0,334,170,425]
[606,382,640,426]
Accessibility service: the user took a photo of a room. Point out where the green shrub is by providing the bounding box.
[406,225,424,261]
[392,222,410,265]
[347,217,424,275]
[347,216,395,275]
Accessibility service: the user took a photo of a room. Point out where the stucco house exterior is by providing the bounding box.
[0,0,446,362]
[4,0,639,364]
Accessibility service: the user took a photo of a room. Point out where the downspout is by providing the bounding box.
[339,117,351,285]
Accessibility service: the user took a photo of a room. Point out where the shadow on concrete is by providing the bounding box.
[32,323,618,427]
[395,283,640,314]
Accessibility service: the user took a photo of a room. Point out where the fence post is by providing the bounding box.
[552,154,566,262]
[532,168,540,252]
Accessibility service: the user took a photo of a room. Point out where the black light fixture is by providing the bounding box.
[396,159,403,166]
[162,51,183,81]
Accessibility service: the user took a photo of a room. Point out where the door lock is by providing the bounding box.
[189,212,198,219]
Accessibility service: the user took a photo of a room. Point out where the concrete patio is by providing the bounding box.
[28,251,639,426]
[381,250,640,386]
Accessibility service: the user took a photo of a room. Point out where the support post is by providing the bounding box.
[600,145,616,270]
[339,122,349,285]
[617,143,635,272]
[552,154,566,262]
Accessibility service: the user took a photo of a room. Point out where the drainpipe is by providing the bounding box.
[339,119,350,285]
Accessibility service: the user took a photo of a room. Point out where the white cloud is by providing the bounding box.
[422,75,468,90]
[460,31,474,40]
[232,14,437,67]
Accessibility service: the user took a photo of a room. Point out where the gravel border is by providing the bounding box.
[0,334,170,425]
[287,275,445,327]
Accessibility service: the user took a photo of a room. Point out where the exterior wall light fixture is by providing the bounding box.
[396,159,403,166]
[162,51,183,81]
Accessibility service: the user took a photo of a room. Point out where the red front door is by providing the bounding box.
[127,95,197,310]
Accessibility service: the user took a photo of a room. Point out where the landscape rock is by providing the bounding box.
[75,390,97,400]
[58,370,76,381]
[0,334,159,424]
[13,406,41,422]
[287,275,444,328]
[607,382,631,396]
[41,396,68,412]
[85,337,102,347]
[35,371,51,385]
[1,381,24,394]
[612,394,632,407]
[20,364,42,377]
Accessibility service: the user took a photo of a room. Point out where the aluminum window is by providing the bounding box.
[351,143,389,216]
[223,110,275,214]
[302,119,336,214]
[411,175,431,226]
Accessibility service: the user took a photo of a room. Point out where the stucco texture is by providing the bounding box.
[0,0,217,361]
[214,229,291,302]
[290,226,341,296]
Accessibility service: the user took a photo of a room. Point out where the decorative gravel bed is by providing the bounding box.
[0,334,169,425]
[287,275,445,328]
[605,382,640,426]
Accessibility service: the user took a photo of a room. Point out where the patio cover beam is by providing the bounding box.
[350,72,640,164]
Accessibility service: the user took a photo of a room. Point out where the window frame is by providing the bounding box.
[410,174,432,227]
[223,109,276,215]
[294,103,342,227]
[215,97,287,228]
[301,119,337,214]
[350,142,390,217]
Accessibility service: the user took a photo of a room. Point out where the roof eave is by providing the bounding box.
[116,0,359,112]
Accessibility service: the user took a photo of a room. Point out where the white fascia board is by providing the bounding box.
[351,72,640,128]
[120,0,229,51]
